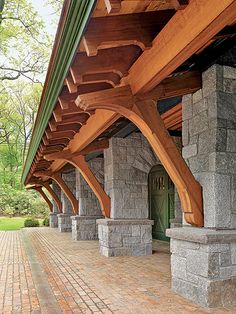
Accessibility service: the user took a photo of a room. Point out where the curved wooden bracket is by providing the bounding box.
[56,155,110,218]
[28,180,62,213]
[28,186,53,212]
[76,86,204,227]
[33,171,78,215]
[41,181,63,213]
[51,173,79,215]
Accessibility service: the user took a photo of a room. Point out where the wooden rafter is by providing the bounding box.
[76,86,204,227]
[82,11,174,56]
[127,0,236,94]
[70,46,142,85]
[44,139,109,161]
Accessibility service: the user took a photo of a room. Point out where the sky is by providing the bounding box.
[31,0,59,37]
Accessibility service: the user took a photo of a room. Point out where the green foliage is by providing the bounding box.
[24,217,39,227]
[0,184,50,218]
[43,217,49,226]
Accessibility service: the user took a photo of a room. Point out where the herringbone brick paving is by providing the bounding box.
[0,228,236,314]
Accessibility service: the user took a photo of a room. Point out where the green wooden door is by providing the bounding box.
[149,165,175,241]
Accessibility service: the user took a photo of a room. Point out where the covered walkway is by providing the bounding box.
[0,228,235,314]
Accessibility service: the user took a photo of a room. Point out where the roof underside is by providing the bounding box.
[23,0,236,186]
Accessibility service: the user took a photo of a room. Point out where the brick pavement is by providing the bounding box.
[0,228,236,314]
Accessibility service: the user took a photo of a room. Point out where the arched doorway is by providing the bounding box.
[149,165,175,241]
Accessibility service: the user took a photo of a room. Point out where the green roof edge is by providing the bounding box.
[22,0,96,184]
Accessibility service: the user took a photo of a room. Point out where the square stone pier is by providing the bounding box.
[167,64,236,308]
[166,227,236,308]
[49,212,58,228]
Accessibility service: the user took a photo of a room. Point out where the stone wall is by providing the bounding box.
[182,65,236,228]
[75,158,104,216]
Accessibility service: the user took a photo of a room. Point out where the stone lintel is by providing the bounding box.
[97,218,154,226]
[166,227,236,244]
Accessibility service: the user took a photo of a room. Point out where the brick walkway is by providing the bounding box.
[0,228,236,314]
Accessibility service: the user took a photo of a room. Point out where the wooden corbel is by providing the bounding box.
[27,186,53,212]
[34,171,78,215]
[76,85,204,227]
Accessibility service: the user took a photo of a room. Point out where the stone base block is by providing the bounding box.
[97,219,153,257]
[166,227,236,308]
[71,215,103,240]
[49,212,58,228]
[57,213,72,232]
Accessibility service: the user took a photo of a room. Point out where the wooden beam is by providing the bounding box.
[27,186,53,212]
[82,11,174,56]
[127,0,236,94]
[103,0,121,14]
[44,139,109,161]
[34,171,78,215]
[76,86,204,227]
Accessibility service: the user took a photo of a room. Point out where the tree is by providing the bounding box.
[0,0,51,82]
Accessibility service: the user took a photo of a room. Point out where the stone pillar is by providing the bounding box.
[167,65,236,308]
[49,181,61,228]
[58,170,76,232]
[71,158,103,240]
[98,133,159,257]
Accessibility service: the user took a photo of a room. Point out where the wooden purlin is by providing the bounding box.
[76,86,204,227]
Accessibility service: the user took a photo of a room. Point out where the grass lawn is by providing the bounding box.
[0,217,43,231]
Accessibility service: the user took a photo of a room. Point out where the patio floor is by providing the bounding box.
[0,228,235,314]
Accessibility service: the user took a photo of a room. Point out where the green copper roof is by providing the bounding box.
[22,0,96,184]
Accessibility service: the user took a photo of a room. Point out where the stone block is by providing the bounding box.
[71,215,102,241]
[227,129,236,152]
[202,64,223,98]
[182,94,193,120]
[231,243,236,265]
[182,144,197,159]
[189,110,209,136]
[223,65,236,79]
[171,255,187,280]
[192,89,203,104]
